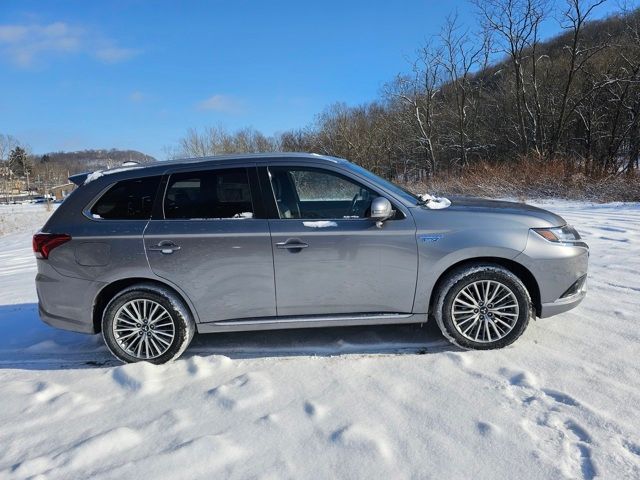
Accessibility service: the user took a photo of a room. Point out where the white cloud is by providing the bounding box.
[197,94,244,114]
[129,91,145,103]
[0,21,140,68]
[0,25,29,42]
[95,46,140,63]
[0,22,81,67]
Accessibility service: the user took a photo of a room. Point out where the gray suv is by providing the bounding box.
[33,153,588,363]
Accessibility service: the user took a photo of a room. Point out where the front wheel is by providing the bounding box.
[434,264,533,350]
[102,283,195,364]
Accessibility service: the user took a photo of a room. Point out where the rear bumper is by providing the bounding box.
[36,260,104,334]
[515,230,589,318]
[39,303,95,334]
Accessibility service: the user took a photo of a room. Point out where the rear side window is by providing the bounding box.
[91,176,161,220]
[164,168,254,219]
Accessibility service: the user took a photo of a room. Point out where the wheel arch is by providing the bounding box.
[92,277,198,333]
[427,257,541,317]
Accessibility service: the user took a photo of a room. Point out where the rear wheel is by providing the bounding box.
[434,264,532,350]
[102,284,195,364]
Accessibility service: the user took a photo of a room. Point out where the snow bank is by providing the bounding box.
[0,201,639,479]
[0,203,57,236]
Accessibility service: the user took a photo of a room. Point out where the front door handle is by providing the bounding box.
[276,241,309,250]
[148,241,181,254]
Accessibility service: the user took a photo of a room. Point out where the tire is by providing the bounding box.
[433,264,533,350]
[102,283,195,364]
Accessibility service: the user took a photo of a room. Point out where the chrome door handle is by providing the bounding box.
[276,241,309,249]
[148,241,181,254]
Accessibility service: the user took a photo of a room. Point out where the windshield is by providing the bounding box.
[346,163,422,205]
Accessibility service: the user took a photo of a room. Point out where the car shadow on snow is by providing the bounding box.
[0,303,456,371]
[187,321,453,360]
[0,303,113,371]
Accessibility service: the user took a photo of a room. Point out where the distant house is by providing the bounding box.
[50,183,75,201]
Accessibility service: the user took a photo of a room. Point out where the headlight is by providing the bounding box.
[533,225,582,244]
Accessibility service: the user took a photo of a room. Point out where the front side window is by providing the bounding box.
[164,168,254,219]
[91,176,160,220]
[347,163,422,205]
[269,167,377,219]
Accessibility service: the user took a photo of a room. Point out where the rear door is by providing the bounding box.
[144,165,276,322]
[263,164,418,317]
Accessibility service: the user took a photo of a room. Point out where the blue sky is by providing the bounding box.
[0,0,622,159]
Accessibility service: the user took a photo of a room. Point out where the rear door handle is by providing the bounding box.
[276,241,309,250]
[148,241,181,254]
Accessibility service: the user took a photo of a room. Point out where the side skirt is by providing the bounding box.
[196,312,427,334]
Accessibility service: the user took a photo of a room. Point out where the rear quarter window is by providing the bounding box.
[90,176,161,220]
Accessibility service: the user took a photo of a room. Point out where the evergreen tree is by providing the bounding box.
[8,147,32,177]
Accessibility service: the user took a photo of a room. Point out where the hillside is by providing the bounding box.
[170,5,639,202]
[42,149,156,170]
[19,149,157,188]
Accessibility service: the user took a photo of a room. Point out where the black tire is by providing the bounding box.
[102,283,195,364]
[433,264,532,350]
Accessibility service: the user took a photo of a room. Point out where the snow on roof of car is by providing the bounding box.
[69,165,144,186]
[84,166,144,184]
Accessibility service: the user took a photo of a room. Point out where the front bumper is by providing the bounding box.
[539,275,587,317]
[539,289,586,317]
[515,230,589,318]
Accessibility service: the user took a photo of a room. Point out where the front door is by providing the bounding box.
[265,165,418,317]
[144,166,276,322]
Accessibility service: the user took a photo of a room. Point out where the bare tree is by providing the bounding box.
[548,0,608,156]
[439,14,490,168]
[475,0,547,154]
[384,42,442,177]
[0,134,19,163]
[165,3,639,185]
[176,126,279,158]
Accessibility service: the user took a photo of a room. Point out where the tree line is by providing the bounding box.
[0,134,156,198]
[175,0,640,182]
[2,0,638,193]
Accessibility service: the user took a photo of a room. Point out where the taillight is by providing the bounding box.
[32,233,71,259]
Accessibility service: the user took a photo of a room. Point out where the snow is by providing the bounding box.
[419,193,452,209]
[303,220,338,228]
[0,200,639,479]
[0,203,56,237]
[84,166,142,184]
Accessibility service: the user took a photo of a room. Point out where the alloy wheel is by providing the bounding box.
[112,299,176,360]
[450,280,520,343]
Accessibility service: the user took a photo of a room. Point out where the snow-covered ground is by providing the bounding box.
[0,203,56,237]
[0,201,639,479]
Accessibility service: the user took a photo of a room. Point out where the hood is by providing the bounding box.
[417,196,565,227]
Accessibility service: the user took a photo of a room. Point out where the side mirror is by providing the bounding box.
[370,197,394,227]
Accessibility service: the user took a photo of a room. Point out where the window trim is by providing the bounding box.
[264,165,404,221]
[158,165,262,221]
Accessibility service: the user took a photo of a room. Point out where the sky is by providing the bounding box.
[0,0,624,159]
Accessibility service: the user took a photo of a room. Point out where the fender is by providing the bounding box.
[411,224,528,313]
[92,270,202,326]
